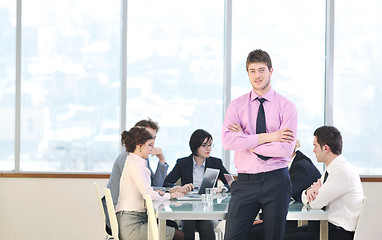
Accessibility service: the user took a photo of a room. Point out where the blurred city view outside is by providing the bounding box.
[0,0,225,172]
[0,0,381,174]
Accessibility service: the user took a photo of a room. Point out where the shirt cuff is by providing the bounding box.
[158,161,168,167]
[163,193,171,200]
[301,190,309,205]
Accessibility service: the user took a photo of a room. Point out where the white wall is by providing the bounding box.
[0,178,108,240]
[0,178,381,240]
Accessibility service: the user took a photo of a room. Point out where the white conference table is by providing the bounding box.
[154,193,328,240]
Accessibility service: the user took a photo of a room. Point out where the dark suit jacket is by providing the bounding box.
[289,150,322,202]
[163,154,230,190]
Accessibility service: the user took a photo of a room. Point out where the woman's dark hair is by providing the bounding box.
[121,130,128,146]
[124,127,154,153]
[313,126,343,155]
[120,118,158,147]
[189,129,213,156]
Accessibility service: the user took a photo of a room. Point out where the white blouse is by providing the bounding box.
[116,153,170,213]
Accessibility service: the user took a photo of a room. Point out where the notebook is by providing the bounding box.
[176,168,220,200]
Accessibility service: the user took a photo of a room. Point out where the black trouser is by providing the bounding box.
[181,220,216,240]
[224,168,292,240]
[248,220,301,240]
[329,222,355,240]
[283,221,320,240]
[282,221,354,240]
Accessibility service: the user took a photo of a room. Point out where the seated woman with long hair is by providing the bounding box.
[116,126,185,240]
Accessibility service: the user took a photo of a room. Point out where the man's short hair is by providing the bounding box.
[246,49,272,71]
[314,126,343,155]
[134,118,159,132]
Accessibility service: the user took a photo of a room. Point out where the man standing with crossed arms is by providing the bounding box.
[222,49,297,240]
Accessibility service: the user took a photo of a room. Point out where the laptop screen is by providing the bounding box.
[198,168,220,194]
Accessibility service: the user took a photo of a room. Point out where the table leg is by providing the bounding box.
[159,219,166,240]
[320,220,328,240]
[297,220,308,227]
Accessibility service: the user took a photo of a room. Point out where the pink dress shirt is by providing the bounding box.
[116,153,170,213]
[222,88,298,174]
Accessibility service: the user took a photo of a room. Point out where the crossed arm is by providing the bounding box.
[304,179,323,202]
[227,122,294,153]
[222,100,297,158]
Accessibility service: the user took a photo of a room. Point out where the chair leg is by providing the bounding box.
[214,228,223,240]
[148,218,151,240]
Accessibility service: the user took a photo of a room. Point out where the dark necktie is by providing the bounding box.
[323,171,329,183]
[322,171,329,210]
[256,98,271,160]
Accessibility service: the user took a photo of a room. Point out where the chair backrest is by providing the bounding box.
[94,182,111,239]
[104,187,120,240]
[353,196,367,240]
[144,194,159,240]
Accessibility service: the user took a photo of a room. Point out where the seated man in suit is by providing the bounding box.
[248,139,321,240]
[284,126,364,240]
[164,129,230,240]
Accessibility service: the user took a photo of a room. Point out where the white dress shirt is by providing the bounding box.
[116,153,170,213]
[302,154,364,231]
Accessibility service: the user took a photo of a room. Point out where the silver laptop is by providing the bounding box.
[176,168,220,200]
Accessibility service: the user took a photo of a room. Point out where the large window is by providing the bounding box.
[0,0,16,170]
[125,0,224,168]
[334,0,382,174]
[230,0,326,172]
[1,0,381,176]
[19,0,121,171]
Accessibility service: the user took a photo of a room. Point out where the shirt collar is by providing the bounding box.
[193,156,206,168]
[250,88,275,102]
[326,154,345,174]
[129,152,147,164]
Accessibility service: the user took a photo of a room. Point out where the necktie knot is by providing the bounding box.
[257,98,266,104]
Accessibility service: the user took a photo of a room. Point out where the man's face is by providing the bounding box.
[145,127,157,145]
[247,62,273,95]
[313,136,325,163]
